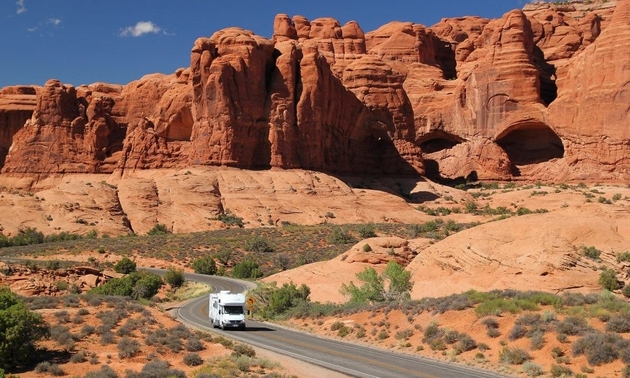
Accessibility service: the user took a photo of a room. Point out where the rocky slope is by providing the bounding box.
[0,0,627,183]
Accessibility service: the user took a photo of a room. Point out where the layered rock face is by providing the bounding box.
[0,86,36,167]
[1,0,628,181]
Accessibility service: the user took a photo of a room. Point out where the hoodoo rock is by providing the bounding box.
[1,0,628,182]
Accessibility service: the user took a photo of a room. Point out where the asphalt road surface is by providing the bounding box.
[168,271,510,378]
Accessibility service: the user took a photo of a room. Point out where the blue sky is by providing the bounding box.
[1,0,532,87]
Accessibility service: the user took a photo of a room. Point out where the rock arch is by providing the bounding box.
[495,120,564,169]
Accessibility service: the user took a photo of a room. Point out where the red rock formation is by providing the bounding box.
[547,0,630,180]
[1,1,629,182]
[0,86,36,167]
[1,80,127,174]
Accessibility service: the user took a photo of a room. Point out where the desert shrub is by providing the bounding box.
[163,267,185,289]
[100,331,116,345]
[183,353,203,366]
[233,355,251,372]
[606,313,630,333]
[91,272,162,299]
[487,328,501,338]
[550,365,572,377]
[80,325,96,337]
[35,362,64,376]
[618,251,630,263]
[516,313,543,326]
[185,338,205,352]
[623,285,630,298]
[599,268,622,291]
[258,282,311,317]
[244,236,274,253]
[127,360,185,378]
[357,223,377,238]
[231,257,262,279]
[530,331,545,350]
[362,243,372,252]
[499,346,531,365]
[232,343,256,358]
[572,332,627,366]
[481,317,499,329]
[192,256,217,275]
[147,223,170,235]
[50,324,77,350]
[84,365,118,378]
[580,245,601,261]
[551,346,565,359]
[10,227,44,246]
[328,227,355,245]
[118,337,141,358]
[556,316,591,336]
[70,351,87,363]
[522,361,544,377]
[340,261,411,304]
[444,330,460,344]
[455,334,477,353]
[216,210,244,227]
[623,364,630,378]
[114,257,136,274]
[54,310,71,323]
[422,322,444,342]
[508,324,528,340]
[0,287,49,368]
[395,328,414,341]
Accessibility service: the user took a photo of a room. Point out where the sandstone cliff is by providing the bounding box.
[0,0,627,182]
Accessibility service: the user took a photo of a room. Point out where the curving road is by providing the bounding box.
[166,271,509,378]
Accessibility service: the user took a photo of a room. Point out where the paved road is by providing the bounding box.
[169,271,509,378]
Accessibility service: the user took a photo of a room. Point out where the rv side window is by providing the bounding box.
[224,305,244,315]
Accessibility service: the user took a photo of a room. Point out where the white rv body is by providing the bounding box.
[209,290,246,330]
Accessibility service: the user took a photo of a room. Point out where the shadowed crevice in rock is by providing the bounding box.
[433,39,457,80]
[418,131,465,154]
[533,46,558,106]
[496,121,564,170]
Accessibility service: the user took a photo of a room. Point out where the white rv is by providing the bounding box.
[209,290,246,330]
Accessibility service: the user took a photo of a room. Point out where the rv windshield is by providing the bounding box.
[224,305,244,315]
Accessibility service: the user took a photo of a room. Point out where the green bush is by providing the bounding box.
[357,224,376,238]
[599,268,622,291]
[164,267,185,289]
[244,236,274,253]
[327,227,355,245]
[580,245,601,261]
[0,286,49,368]
[90,271,162,299]
[192,256,217,275]
[231,257,262,279]
[268,282,310,316]
[147,224,170,235]
[113,257,136,274]
[217,210,244,228]
[10,227,44,246]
